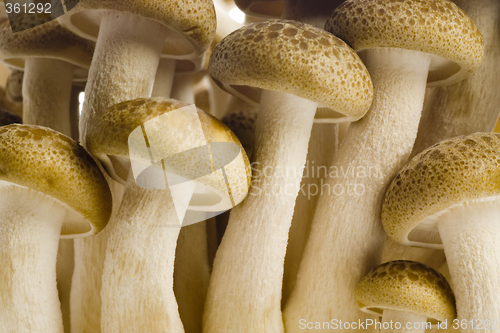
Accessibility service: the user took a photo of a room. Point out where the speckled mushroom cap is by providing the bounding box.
[234,0,284,18]
[0,13,94,80]
[326,0,484,86]
[209,19,373,122]
[356,260,456,324]
[382,133,500,248]
[57,0,216,59]
[86,98,252,212]
[0,124,112,237]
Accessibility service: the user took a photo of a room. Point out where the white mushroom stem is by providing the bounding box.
[23,57,74,136]
[73,12,168,332]
[204,90,317,332]
[284,49,431,333]
[380,309,429,333]
[438,200,500,333]
[101,174,195,332]
[80,11,168,145]
[282,122,338,305]
[0,187,66,332]
[152,58,176,98]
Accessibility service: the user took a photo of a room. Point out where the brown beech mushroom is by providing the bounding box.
[382,133,500,333]
[284,1,483,331]
[206,19,373,332]
[356,261,456,333]
[0,13,94,136]
[84,98,251,332]
[0,124,111,333]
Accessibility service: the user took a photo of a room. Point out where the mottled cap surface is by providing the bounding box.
[382,133,500,248]
[356,260,456,323]
[58,0,217,58]
[86,98,252,209]
[209,19,373,122]
[326,0,484,86]
[0,13,94,71]
[0,124,112,236]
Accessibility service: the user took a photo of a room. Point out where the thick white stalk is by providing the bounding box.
[152,58,176,98]
[438,200,500,333]
[381,309,428,333]
[23,58,73,136]
[72,12,167,333]
[101,174,192,332]
[0,188,66,333]
[282,122,338,305]
[283,49,431,332]
[204,90,317,333]
[80,11,168,146]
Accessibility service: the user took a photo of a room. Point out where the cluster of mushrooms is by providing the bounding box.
[0,0,499,332]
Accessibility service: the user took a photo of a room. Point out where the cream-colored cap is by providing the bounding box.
[356,260,456,324]
[0,13,94,79]
[86,98,252,214]
[0,124,112,236]
[209,19,373,122]
[382,133,500,248]
[326,0,484,86]
[58,0,216,59]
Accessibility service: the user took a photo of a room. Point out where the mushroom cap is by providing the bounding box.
[382,133,500,248]
[0,124,112,237]
[326,0,484,86]
[57,0,217,59]
[86,98,252,215]
[356,260,456,323]
[209,19,373,122]
[0,13,94,80]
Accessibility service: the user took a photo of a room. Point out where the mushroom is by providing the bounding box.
[356,261,456,333]
[83,97,251,332]
[206,19,373,332]
[57,3,217,330]
[0,13,94,136]
[283,1,483,329]
[382,133,500,332]
[0,124,112,332]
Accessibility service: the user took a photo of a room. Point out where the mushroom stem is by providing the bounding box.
[204,90,317,332]
[438,200,500,333]
[152,58,176,98]
[0,186,66,332]
[23,57,74,136]
[380,309,428,333]
[284,49,431,332]
[171,74,195,104]
[80,11,168,146]
[101,174,194,332]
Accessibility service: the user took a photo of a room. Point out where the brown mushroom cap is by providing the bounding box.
[86,98,252,210]
[382,133,500,248]
[58,0,217,58]
[326,0,484,86]
[209,19,373,122]
[0,13,94,79]
[0,124,112,236]
[356,260,456,324]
